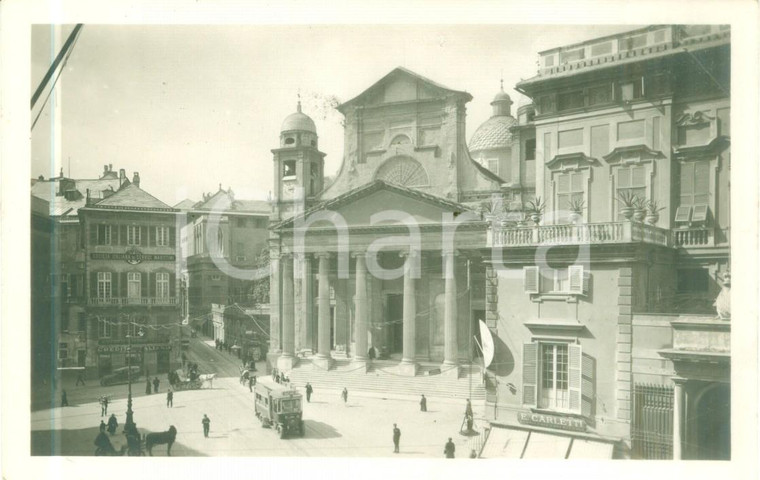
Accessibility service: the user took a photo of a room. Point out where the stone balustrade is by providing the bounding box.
[489,221,671,247]
[88,297,177,306]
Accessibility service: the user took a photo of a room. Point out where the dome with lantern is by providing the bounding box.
[281,101,317,133]
[469,84,517,153]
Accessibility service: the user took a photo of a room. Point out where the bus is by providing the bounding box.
[254,381,304,438]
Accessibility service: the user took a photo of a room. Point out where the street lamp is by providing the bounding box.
[124,325,145,433]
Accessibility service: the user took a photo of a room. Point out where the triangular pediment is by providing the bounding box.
[338,67,472,112]
[274,180,475,231]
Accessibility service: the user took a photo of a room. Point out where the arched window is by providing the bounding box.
[374,156,429,187]
[390,134,411,146]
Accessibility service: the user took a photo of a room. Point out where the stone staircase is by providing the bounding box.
[282,358,485,401]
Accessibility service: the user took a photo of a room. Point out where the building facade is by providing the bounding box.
[78,179,182,377]
[480,24,730,459]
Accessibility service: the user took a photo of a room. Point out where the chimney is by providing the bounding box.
[103,165,108,176]
[119,168,126,186]
[133,172,141,188]
[109,164,113,172]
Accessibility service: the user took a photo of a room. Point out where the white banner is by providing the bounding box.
[478,320,495,368]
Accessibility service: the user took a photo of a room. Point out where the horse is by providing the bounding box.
[145,426,177,456]
[199,373,216,388]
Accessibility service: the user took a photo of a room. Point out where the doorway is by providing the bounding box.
[693,383,730,460]
[386,294,403,354]
[157,351,170,374]
[77,349,86,368]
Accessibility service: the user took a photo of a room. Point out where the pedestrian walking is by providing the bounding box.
[146,378,152,395]
[153,377,160,393]
[107,413,118,435]
[202,414,211,438]
[99,420,106,433]
[76,371,86,386]
[341,387,348,404]
[392,424,401,453]
[444,437,456,458]
[61,389,69,407]
[167,389,173,407]
[248,375,254,392]
[100,395,109,416]
[305,383,313,403]
[465,398,473,418]
[420,394,427,412]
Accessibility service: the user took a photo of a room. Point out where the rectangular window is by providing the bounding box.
[541,343,569,410]
[97,225,111,245]
[97,272,112,299]
[559,49,585,64]
[556,172,585,223]
[525,138,536,161]
[59,343,69,360]
[523,159,536,186]
[538,95,556,115]
[127,226,141,246]
[77,312,86,332]
[587,84,612,105]
[486,158,499,175]
[679,161,710,206]
[128,272,141,299]
[544,55,555,67]
[99,318,112,338]
[156,272,170,299]
[617,165,647,214]
[156,226,169,246]
[557,91,585,111]
[59,273,70,299]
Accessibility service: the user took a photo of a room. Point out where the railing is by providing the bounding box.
[490,221,671,247]
[632,383,674,459]
[88,297,177,306]
[672,228,713,247]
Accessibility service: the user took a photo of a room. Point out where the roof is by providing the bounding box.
[281,102,317,133]
[469,115,517,152]
[87,183,175,212]
[337,66,472,113]
[192,189,271,215]
[273,179,474,230]
[30,177,123,218]
[174,199,197,210]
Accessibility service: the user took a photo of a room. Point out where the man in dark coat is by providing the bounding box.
[202,414,211,438]
[76,371,86,386]
[146,378,152,395]
[100,396,109,416]
[99,420,106,432]
[107,414,118,435]
[248,375,254,392]
[420,394,427,412]
[305,383,313,402]
[61,390,68,407]
[153,377,160,393]
[341,387,348,404]
[167,388,173,407]
[392,424,401,453]
[444,438,456,458]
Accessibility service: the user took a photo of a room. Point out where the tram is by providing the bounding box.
[253,381,305,438]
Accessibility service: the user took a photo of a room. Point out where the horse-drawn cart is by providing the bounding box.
[169,369,202,391]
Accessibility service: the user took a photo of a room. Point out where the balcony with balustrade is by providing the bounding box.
[88,296,178,307]
[488,221,672,248]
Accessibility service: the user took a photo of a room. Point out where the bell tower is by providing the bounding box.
[271,99,326,220]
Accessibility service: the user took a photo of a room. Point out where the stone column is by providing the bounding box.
[278,255,297,370]
[399,250,418,376]
[442,251,459,375]
[267,251,282,371]
[353,253,368,368]
[313,252,333,370]
[673,377,687,460]
[300,255,314,355]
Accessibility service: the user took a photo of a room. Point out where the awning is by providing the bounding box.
[479,426,615,459]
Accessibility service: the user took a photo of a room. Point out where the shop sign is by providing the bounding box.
[517,411,586,432]
[97,344,171,353]
[90,249,175,263]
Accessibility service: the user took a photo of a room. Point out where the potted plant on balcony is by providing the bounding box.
[617,191,638,221]
[526,197,545,225]
[567,198,585,224]
[633,197,647,222]
[645,200,664,225]
[480,198,501,227]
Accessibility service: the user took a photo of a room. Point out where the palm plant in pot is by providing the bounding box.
[632,196,647,222]
[617,191,639,221]
[526,197,545,225]
[645,200,664,225]
[567,197,585,224]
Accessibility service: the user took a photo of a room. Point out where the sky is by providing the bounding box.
[31,24,637,206]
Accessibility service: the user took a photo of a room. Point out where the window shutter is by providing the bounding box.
[141,226,148,246]
[674,206,692,223]
[568,265,584,294]
[522,342,538,407]
[90,272,97,297]
[568,344,582,414]
[89,224,98,245]
[631,165,646,186]
[618,167,631,189]
[524,266,540,294]
[120,225,127,245]
[170,273,176,298]
[169,227,176,247]
[140,272,148,298]
[557,174,570,193]
[112,272,119,299]
[581,353,595,418]
[120,272,128,298]
[148,272,155,298]
[582,271,590,295]
[150,227,156,246]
